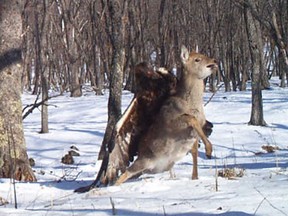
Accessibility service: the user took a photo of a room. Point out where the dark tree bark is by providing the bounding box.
[272,12,288,88]
[239,0,286,88]
[0,0,36,181]
[88,1,104,95]
[98,0,128,159]
[40,73,49,133]
[32,2,49,133]
[244,3,266,126]
[158,0,166,67]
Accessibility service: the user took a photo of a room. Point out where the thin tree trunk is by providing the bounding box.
[40,74,49,133]
[272,12,288,88]
[95,45,103,95]
[69,26,82,97]
[158,0,166,67]
[244,3,266,126]
[0,0,36,181]
[33,5,49,133]
[98,0,128,160]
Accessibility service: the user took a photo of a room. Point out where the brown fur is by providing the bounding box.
[75,62,177,192]
[75,47,217,192]
[102,62,177,185]
[115,46,217,185]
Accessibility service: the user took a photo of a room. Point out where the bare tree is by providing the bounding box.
[98,0,129,159]
[17,0,288,164]
[20,0,288,96]
[238,0,287,87]
[0,0,36,181]
[243,1,266,126]
[87,0,104,95]
[271,11,288,87]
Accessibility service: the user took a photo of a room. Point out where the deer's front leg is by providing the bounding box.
[178,114,213,159]
[189,117,212,159]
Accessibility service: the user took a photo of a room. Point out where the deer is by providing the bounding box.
[114,45,218,185]
[74,48,216,192]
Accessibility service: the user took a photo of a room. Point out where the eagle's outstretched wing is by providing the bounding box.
[75,62,176,192]
[102,63,177,185]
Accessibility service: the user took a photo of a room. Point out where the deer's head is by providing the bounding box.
[181,45,218,79]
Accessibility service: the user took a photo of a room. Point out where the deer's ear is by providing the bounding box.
[181,45,189,63]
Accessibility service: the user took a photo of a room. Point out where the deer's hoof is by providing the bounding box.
[206,154,212,159]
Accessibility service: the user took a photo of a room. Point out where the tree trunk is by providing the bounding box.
[70,62,82,97]
[0,0,36,181]
[69,27,82,97]
[95,45,104,95]
[244,3,266,126]
[272,12,288,88]
[158,0,166,67]
[40,74,49,133]
[33,5,49,133]
[98,0,128,160]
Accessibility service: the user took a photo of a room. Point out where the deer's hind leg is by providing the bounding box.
[115,171,131,186]
[114,158,150,186]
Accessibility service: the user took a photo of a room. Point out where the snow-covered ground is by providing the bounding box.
[0,79,287,216]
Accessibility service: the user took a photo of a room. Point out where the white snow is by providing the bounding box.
[0,78,288,216]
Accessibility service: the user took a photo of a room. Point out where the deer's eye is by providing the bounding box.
[195,58,201,62]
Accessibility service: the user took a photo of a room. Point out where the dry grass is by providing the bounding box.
[218,167,245,179]
[0,196,9,206]
[261,145,280,153]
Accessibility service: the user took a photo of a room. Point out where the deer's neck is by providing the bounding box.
[176,71,205,122]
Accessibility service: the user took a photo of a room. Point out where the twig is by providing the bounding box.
[42,163,83,182]
[7,125,18,209]
[204,83,224,107]
[22,91,41,114]
[253,187,287,216]
[214,147,219,192]
[61,166,83,182]
[10,126,18,209]
[254,198,266,215]
[163,205,167,216]
[232,136,237,166]
[110,197,117,215]
[254,130,271,145]
[22,93,61,120]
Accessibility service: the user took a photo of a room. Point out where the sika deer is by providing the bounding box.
[115,46,218,185]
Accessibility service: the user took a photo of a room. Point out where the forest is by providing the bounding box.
[19,0,288,140]
[0,0,288,215]
[19,0,288,93]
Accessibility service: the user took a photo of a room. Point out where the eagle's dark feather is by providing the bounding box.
[102,62,177,185]
[75,62,176,192]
